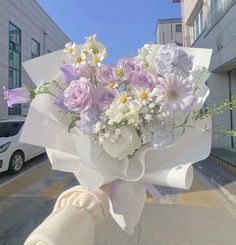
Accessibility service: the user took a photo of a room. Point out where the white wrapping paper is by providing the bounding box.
[20,45,212,233]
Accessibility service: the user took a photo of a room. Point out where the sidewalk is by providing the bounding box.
[0,158,235,245]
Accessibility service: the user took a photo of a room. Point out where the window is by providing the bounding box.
[31,39,40,58]
[175,24,182,33]
[191,7,204,44]
[8,22,21,115]
[0,122,24,137]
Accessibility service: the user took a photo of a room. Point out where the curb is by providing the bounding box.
[209,154,236,176]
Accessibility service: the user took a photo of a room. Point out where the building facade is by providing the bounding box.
[0,0,70,117]
[155,18,183,45]
[181,0,236,153]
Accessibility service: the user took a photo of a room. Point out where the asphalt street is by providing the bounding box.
[0,157,235,245]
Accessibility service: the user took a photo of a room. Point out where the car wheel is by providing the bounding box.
[8,151,24,174]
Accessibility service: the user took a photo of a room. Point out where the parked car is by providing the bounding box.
[0,117,45,174]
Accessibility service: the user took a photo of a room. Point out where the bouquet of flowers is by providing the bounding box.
[3,35,236,235]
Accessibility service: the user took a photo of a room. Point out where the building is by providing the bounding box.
[0,0,70,117]
[155,18,183,45]
[181,0,236,157]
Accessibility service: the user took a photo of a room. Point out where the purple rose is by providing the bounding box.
[96,65,118,84]
[74,64,91,79]
[60,64,77,83]
[94,86,117,110]
[129,71,158,89]
[3,86,30,107]
[64,77,93,113]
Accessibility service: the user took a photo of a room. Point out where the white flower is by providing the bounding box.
[144,114,153,121]
[63,42,77,57]
[102,125,142,160]
[134,88,154,106]
[138,44,151,67]
[82,34,106,65]
[106,93,141,125]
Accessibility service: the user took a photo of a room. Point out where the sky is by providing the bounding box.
[36,0,180,64]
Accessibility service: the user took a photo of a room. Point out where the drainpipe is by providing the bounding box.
[42,28,48,55]
[228,71,234,148]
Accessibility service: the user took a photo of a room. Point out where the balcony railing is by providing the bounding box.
[208,0,236,27]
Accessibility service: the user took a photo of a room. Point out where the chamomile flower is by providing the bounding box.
[63,42,77,57]
[82,34,107,64]
[106,92,141,125]
[135,88,154,106]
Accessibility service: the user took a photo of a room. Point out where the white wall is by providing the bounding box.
[0,0,70,117]
[182,0,236,148]
[157,21,182,45]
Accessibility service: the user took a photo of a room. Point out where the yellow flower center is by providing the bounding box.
[82,49,88,55]
[107,82,115,89]
[139,91,148,100]
[93,57,100,64]
[121,108,131,114]
[116,70,124,77]
[67,47,73,55]
[119,95,127,104]
[92,47,99,54]
[75,55,82,63]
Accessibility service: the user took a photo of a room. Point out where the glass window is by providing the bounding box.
[9,23,21,52]
[9,50,20,70]
[9,69,20,89]
[175,24,182,33]
[31,39,40,58]
[191,8,204,44]
[0,122,24,137]
[8,22,21,115]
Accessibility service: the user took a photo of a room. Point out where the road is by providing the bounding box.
[0,157,236,245]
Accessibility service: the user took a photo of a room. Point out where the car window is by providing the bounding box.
[0,121,24,137]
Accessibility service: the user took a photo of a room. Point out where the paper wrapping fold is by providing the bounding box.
[20,44,212,233]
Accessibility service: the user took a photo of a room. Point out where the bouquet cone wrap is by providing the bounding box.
[20,45,212,234]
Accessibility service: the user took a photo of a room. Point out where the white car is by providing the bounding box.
[0,117,45,173]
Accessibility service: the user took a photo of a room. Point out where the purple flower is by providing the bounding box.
[96,65,118,84]
[74,64,91,79]
[113,57,144,81]
[94,86,117,110]
[129,71,158,89]
[60,64,77,83]
[156,43,193,77]
[118,57,143,74]
[53,92,69,112]
[77,104,101,134]
[64,77,93,113]
[3,86,30,108]
[156,74,196,113]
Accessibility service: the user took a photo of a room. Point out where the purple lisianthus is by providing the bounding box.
[129,70,158,89]
[3,86,30,108]
[94,86,117,110]
[64,77,93,113]
[156,74,196,113]
[74,64,91,79]
[96,65,118,84]
[53,92,69,112]
[156,43,193,78]
[60,64,77,83]
[77,104,101,134]
[118,57,143,74]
